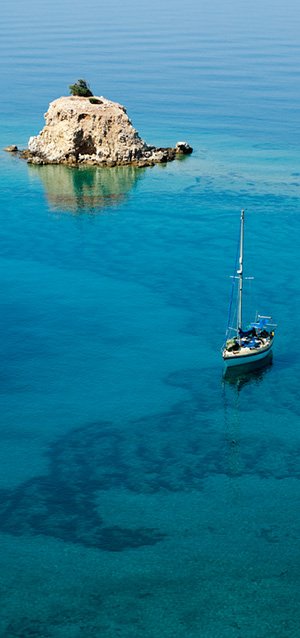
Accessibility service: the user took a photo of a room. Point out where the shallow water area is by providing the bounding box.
[1,0,300,635]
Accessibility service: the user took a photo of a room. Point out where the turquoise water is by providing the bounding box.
[1,0,300,635]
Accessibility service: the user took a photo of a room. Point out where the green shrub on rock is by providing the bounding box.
[69,79,93,97]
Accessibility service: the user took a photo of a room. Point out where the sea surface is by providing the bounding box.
[1,0,300,636]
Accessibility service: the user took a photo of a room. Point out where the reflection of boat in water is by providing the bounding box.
[27,164,144,213]
[222,209,276,372]
[223,352,273,391]
[222,351,273,480]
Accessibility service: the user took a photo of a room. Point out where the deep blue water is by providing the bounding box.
[1,0,300,635]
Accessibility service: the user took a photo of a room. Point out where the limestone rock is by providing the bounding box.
[27,96,192,167]
[175,141,193,154]
[4,145,18,152]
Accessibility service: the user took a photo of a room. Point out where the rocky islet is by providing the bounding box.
[7,95,192,167]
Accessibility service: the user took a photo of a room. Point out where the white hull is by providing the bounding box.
[223,340,273,369]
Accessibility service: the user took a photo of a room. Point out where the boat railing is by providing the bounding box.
[255,314,277,329]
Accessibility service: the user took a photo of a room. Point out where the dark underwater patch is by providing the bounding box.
[0,423,168,551]
[0,390,298,550]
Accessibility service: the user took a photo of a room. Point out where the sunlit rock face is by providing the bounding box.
[27,96,192,167]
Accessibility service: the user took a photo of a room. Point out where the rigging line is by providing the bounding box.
[225,223,241,338]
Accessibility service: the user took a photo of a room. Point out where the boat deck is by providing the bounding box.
[223,337,272,361]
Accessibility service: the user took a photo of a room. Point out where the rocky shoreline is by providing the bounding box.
[5,96,192,168]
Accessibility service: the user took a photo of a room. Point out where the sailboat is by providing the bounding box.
[222,209,276,370]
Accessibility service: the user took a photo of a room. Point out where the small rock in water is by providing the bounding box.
[4,145,18,152]
[175,141,193,155]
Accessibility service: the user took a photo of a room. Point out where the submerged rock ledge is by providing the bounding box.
[20,96,192,167]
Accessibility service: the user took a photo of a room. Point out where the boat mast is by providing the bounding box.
[237,209,244,333]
